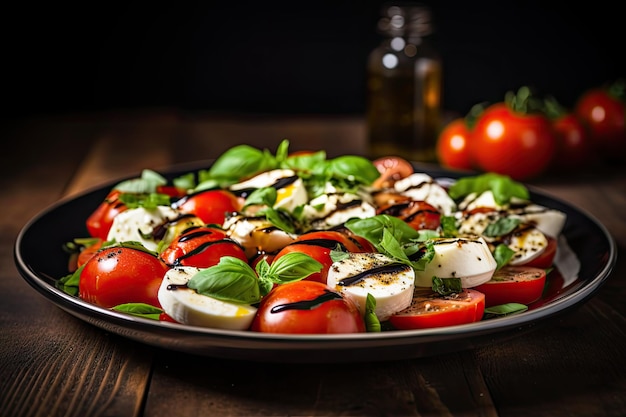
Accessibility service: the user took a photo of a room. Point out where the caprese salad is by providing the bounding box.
[58,139,567,334]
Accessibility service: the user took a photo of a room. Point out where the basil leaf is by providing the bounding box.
[265,252,322,284]
[188,257,261,304]
[493,244,515,270]
[56,265,83,296]
[432,276,463,295]
[119,192,171,209]
[440,215,458,237]
[483,217,521,237]
[281,150,326,172]
[364,294,381,332]
[263,207,297,234]
[114,169,168,194]
[208,144,278,183]
[483,303,528,319]
[244,187,277,208]
[326,155,381,185]
[112,303,163,320]
[448,173,529,205]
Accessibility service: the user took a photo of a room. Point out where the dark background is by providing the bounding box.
[4,1,624,120]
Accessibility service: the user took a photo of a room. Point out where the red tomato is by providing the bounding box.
[372,156,414,188]
[250,281,365,334]
[173,189,242,226]
[575,85,626,158]
[156,185,187,199]
[159,226,248,268]
[77,239,103,268]
[376,200,441,231]
[550,113,595,170]
[159,312,179,323]
[86,190,128,240]
[471,103,556,181]
[79,245,170,308]
[436,118,474,170]
[388,289,485,330]
[329,225,377,253]
[520,235,557,269]
[273,231,366,284]
[473,266,546,307]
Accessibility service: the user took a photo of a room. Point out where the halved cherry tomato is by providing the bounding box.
[86,190,128,240]
[473,266,546,307]
[159,225,248,268]
[376,200,441,231]
[388,289,485,329]
[372,156,414,188]
[173,189,242,226]
[79,245,170,308]
[272,230,366,284]
[250,281,365,334]
[436,117,474,171]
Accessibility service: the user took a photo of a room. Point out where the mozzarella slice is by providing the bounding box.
[301,184,377,231]
[414,237,497,288]
[326,252,415,321]
[158,266,257,330]
[393,173,457,215]
[229,168,308,212]
[106,206,183,251]
[222,214,298,258]
[506,227,550,266]
[508,204,567,238]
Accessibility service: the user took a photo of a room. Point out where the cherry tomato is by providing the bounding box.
[550,113,595,170]
[376,200,441,231]
[159,312,179,323]
[156,185,187,199]
[250,281,365,334]
[473,265,546,307]
[159,225,248,268]
[436,118,474,170]
[86,190,128,240]
[173,189,242,226]
[79,245,170,308]
[329,225,377,253]
[471,102,556,181]
[372,156,414,188]
[388,289,485,330]
[77,239,103,268]
[272,230,366,284]
[575,83,626,159]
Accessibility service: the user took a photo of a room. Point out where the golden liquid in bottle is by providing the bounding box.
[367,56,442,162]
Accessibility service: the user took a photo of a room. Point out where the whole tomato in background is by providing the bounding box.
[470,87,556,181]
[575,79,626,160]
[436,103,485,171]
[543,95,594,171]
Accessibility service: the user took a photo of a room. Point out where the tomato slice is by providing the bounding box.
[376,200,441,231]
[86,190,128,240]
[173,189,242,226]
[473,266,547,307]
[372,156,414,188]
[388,289,485,330]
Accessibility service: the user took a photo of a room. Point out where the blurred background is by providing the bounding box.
[3,1,624,120]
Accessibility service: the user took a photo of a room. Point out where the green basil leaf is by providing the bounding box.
[483,303,528,319]
[448,173,529,205]
[112,303,163,320]
[208,144,278,183]
[244,187,277,208]
[114,169,168,194]
[275,139,290,164]
[188,257,261,304]
[265,252,322,284]
[263,207,297,234]
[483,217,521,237]
[493,244,515,270]
[327,155,381,185]
[432,276,463,295]
[440,215,458,237]
[281,150,326,172]
[56,265,83,296]
[364,293,381,332]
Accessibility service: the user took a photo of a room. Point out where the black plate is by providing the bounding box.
[14,161,617,363]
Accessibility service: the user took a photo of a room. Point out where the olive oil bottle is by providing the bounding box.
[366,3,442,162]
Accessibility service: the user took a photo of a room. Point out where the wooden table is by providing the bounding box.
[2,110,625,417]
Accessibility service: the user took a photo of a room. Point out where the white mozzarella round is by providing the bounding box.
[506,227,549,266]
[326,252,415,321]
[222,214,298,258]
[509,204,567,238]
[158,266,257,330]
[393,173,457,215]
[230,168,308,212]
[414,237,497,288]
[106,206,182,251]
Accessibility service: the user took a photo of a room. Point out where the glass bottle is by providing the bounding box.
[366,3,442,162]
